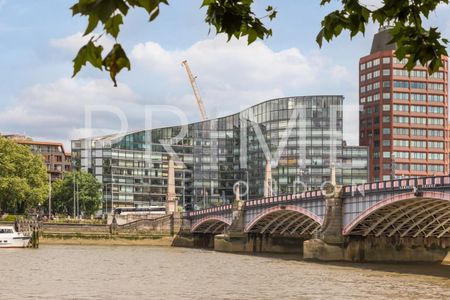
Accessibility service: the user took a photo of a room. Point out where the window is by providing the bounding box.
[410,70,426,78]
[428,130,444,137]
[373,82,380,89]
[367,61,373,68]
[360,74,366,82]
[382,57,391,64]
[428,141,444,149]
[393,92,409,100]
[396,163,409,170]
[383,140,391,146]
[428,83,444,91]
[383,81,391,87]
[410,129,426,136]
[410,82,426,89]
[428,94,444,102]
[393,151,409,159]
[411,93,426,102]
[373,58,380,66]
[383,128,391,135]
[428,106,444,114]
[382,69,390,76]
[360,63,366,71]
[373,70,380,78]
[383,93,390,99]
[411,164,426,171]
[411,152,426,160]
[360,97,366,104]
[367,84,373,91]
[367,95,372,102]
[383,151,391,158]
[411,117,426,124]
[394,58,408,64]
[394,81,409,88]
[382,104,390,111]
[360,86,366,93]
[428,153,444,160]
[429,71,444,79]
[394,116,409,123]
[410,105,426,113]
[383,116,390,123]
[393,104,409,112]
[428,165,444,172]
[411,140,426,148]
[373,93,380,101]
[428,118,444,126]
[394,140,409,147]
[394,69,409,77]
[394,128,409,135]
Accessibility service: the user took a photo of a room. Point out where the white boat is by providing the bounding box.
[0,226,31,248]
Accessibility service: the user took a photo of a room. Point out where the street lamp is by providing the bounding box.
[245,170,249,201]
[48,173,52,220]
[182,171,186,211]
[391,153,396,180]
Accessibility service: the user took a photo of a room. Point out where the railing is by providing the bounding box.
[185,204,233,218]
[342,175,450,196]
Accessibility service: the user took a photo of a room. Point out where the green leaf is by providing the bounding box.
[102,43,131,87]
[72,40,103,77]
[84,14,99,36]
[149,7,160,22]
[104,14,123,38]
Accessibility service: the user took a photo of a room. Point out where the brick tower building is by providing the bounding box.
[359,27,449,181]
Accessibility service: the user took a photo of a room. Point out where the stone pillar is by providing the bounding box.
[214,181,247,252]
[264,160,272,197]
[303,168,345,261]
[230,182,245,232]
[166,157,177,214]
[321,184,344,244]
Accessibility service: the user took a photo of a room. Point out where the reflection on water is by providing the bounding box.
[0,245,449,299]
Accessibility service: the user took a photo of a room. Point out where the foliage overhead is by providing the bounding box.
[0,137,49,214]
[49,170,102,216]
[71,0,449,85]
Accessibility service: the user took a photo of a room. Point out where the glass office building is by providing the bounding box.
[72,96,368,210]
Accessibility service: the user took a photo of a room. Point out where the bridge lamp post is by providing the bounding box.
[245,170,249,201]
[182,171,186,211]
[391,153,396,180]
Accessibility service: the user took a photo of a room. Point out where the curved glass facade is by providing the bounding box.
[72,95,368,210]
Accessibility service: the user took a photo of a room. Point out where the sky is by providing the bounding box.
[1,0,450,149]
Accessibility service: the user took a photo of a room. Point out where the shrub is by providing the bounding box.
[3,215,17,222]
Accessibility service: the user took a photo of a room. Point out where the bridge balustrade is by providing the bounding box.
[343,175,450,196]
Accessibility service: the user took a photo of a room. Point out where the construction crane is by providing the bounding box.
[181,60,208,121]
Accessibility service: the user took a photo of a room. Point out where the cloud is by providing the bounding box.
[0,78,139,148]
[131,36,353,118]
[359,0,383,10]
[2,35,359,149]
[50,32,114,54]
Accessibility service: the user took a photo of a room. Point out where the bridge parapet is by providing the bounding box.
[186,204,233,219]
[343,175,450,196]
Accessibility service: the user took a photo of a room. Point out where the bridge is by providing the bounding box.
[179,175,450,262]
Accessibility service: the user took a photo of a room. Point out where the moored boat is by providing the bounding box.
[0,226,31,248]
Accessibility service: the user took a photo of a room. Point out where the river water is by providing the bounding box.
[0,245,449,299]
